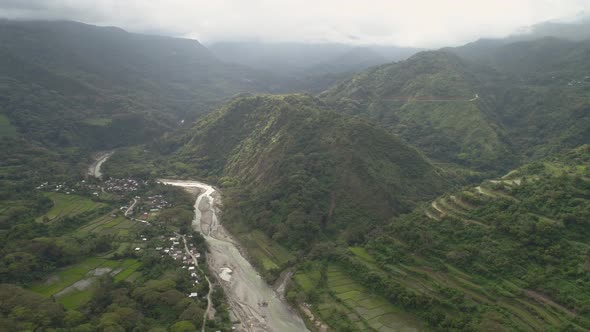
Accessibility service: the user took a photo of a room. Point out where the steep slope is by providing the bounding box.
[451,37,590,77]
[449,37,590,160]
[0,19,286,191]
[0,20,278,151]
[0,20,274,115]
[300,145,590,331]
[321,51,513,170]
[172,94,450,248]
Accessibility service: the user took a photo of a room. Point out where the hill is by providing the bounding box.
[322,47,590,172]
[321,51,513,170]
[169,94,451,248]
[450,37,590,77]
[0,20,280,150]
[297,145,590,331]
[0,20,285,192]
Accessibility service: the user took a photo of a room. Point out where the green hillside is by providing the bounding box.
[321,51,513,170]
[172,94,451,248]
[322,47,590,173]
[317,145,590,330]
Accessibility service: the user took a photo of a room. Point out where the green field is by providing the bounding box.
[37,193,105,222]
[0,114,17,137]
[30,257,141,309]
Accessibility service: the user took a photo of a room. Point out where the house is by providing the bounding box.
[189,292,198,298]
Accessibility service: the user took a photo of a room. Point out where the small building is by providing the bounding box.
[188,292,198,298]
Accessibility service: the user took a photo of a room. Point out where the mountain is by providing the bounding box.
[0,20,279,150]
[450,36,590,77]
[511,18,590,42]
[207,41,422,92]
[169,94,451,248]
[363,145,590,330]
[447,37,590,161]
[286,145,590,331]
[322,46,590,172]
[321,50,513,170]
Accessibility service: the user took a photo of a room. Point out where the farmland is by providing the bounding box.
[233,227,295,280]
[31,257,140,309]
[293,262,424,331]
[36,192,106,222]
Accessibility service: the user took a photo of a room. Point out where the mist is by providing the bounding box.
[1,0,589,47]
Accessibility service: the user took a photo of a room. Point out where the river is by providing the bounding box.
[160,180,308,332]
[87,151,114,179]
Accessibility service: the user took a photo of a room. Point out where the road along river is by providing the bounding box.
[159,180,308,332]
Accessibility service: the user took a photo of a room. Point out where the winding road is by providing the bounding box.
[160,179,308,332]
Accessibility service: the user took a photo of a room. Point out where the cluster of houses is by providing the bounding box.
[36,178,147,197]
[157,234,202,291]
[103,178,144,193]
[36,182,77,194]
[145,194,172,210]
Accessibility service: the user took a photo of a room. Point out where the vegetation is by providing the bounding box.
[168,94,451,250]
[322,48,590,173]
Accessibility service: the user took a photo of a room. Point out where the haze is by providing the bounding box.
[1,0,589,47]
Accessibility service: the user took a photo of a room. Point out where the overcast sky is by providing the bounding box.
[1,0,589,47]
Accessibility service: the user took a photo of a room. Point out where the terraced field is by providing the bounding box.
[238,229,294,274]
[324,265,424,332]
[37,193,105,222]
[358,154,590,330]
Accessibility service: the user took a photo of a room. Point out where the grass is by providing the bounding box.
[114,261,142,282]
[0,114,17,137]
[59,289,94,309]
[30,257,106,296]
[36,193,105,222]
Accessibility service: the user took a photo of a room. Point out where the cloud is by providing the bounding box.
[0,0,589,47]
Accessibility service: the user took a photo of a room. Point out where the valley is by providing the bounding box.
[0,16,589,332]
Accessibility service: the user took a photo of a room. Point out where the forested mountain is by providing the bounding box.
[450,36,590,77]
[321,51,513,170]
[321,43,590,172]
[0,20,280,151]
[167,94,451,248]
[353,145,590,330]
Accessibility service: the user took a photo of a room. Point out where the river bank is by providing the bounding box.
[160,179,308,332]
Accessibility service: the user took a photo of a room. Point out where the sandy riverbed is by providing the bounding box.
[160,179,308,332]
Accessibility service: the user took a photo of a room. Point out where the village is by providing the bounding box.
[133,233,203,298]
[36,177,148,196]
